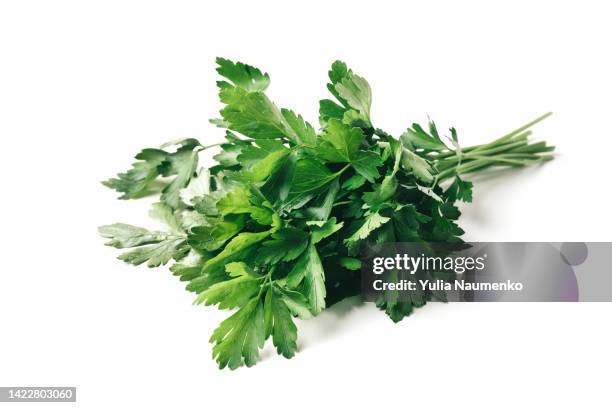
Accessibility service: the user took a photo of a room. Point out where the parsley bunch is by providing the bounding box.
[100,58,553,369]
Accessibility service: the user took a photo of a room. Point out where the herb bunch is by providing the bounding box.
[100,58,553,369]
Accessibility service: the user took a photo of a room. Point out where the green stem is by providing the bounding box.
[480,112,552,147]
[431,112,552,160]
[436,153,551,182]
[435,138,531,168]
[257,267,275,298]
[430,113,554,183]
[197,142,223,152]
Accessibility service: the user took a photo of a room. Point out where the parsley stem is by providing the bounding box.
[484,112,552,146]
[431,112,552,160]
[436,153,551,181]
[197,142,223,151]
[434,138,532,168]
[431,112,554,182]
[257,266,275,298]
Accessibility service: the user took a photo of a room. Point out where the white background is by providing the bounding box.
[1,1,611,407]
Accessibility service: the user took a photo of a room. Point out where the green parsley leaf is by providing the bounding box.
[219,86,295,140]
[264,286,299,358]
[335,72,372,125]
[287,243,326,314]
[98,223,165,249]
[281,109,317,147]
[102,148,168,199]
[225,262,258,278]
[307,217,343,244]
[216,57,270,92]
[210,297,265,369]
[401,123,448,151]
[282,159,343,211]
[400,147,436,183]
[179,168,210,206]
[257,227,309,264]
[344,212,391,243]
[194,274,261,309]
[446,175,474,203]
[316,119,381,181]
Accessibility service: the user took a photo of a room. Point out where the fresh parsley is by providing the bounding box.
[100,57,554,369]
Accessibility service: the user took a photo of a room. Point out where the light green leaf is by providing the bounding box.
[345,212,391,243]
[363,144,402,209]
[219,86,298,142]
[160,146,199,209]
[194,274,260,309]
[319,99,345,125]
[316,119,381,181]
[257,228,309,264]
[263,289,273,339]
[335,73,372,125]
[98,223,165,249]
[318,119,365,162]
[99,220,187,267]
[188,215,246,252]
[170,250,205,283]
[149,202,184,234]
[283,159,341,211]
[351,151,382,182]
[400,124,447,151]
[225,262,257,277]
[237,140,285,168]
[287,243,326,315]
[265,286,299,358]
[307,217,343,244]
[216,57,270,92]
[200,230,272,275]
[326,60,350,105]
[213,145,243,167]
[281,109,317,147]
[342,109,370,128]
[401,148,436,183]
[277,286,313,319]
[179,168,210,206]
[247,148,289,182]
[117,237,187,267]
[102,148,168,199]
[210,297,266,369]
[217,187,251,215]
[217,187,274,225]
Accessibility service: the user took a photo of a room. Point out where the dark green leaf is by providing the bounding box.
[446,175,473,203]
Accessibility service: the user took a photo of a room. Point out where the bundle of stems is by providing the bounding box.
[429,112,554,182]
